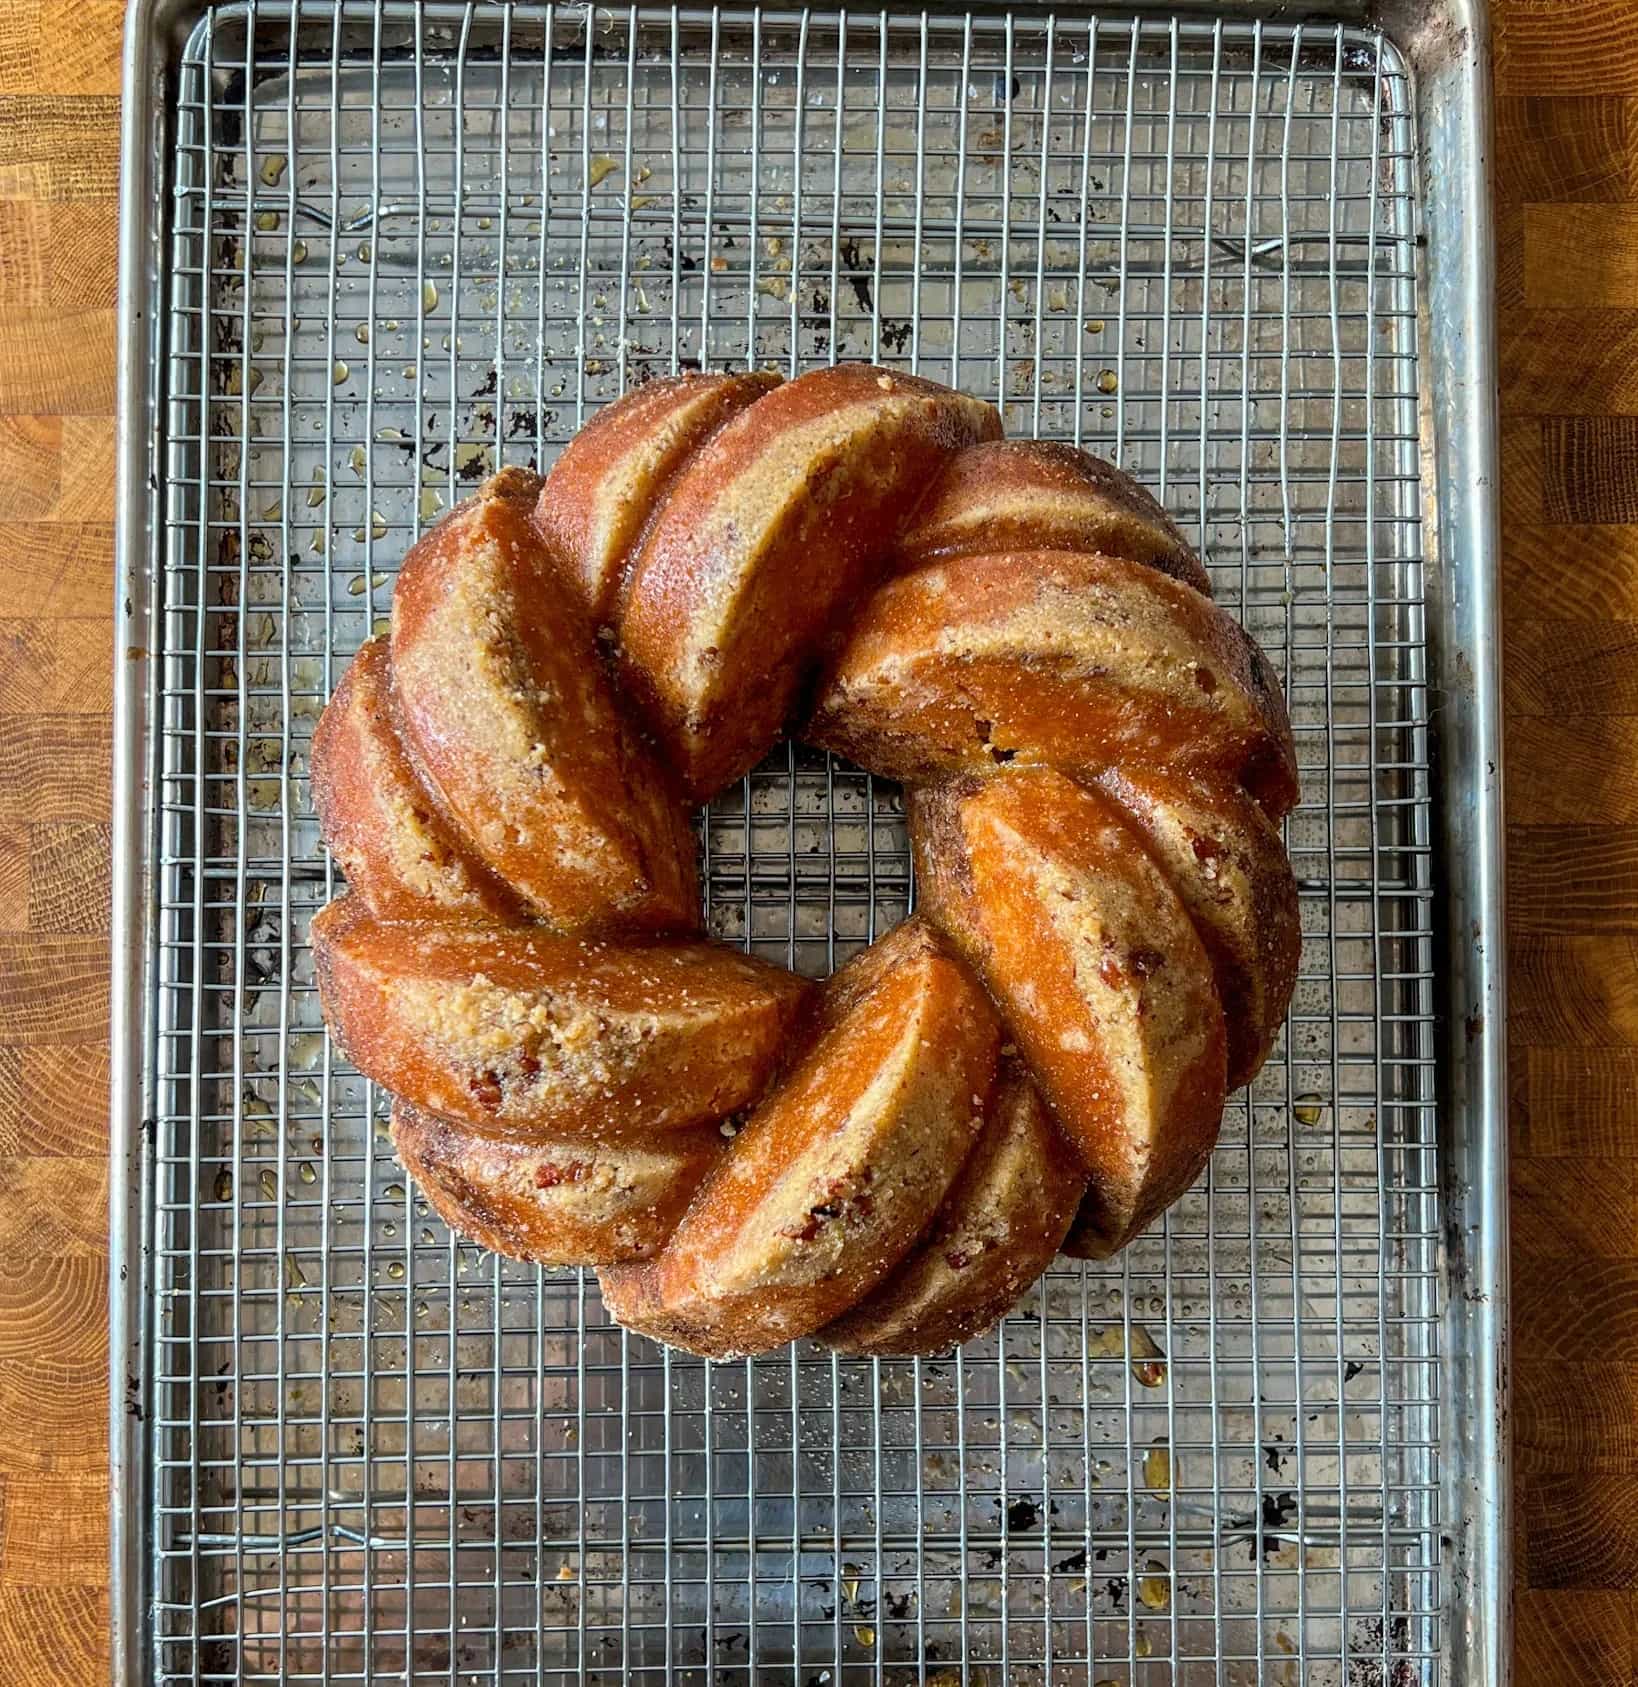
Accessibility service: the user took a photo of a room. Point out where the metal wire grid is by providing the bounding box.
[145,2,1438,1681]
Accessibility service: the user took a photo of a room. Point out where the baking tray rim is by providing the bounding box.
[106,1,1508,1681]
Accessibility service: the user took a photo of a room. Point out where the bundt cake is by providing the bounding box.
[310,364,1300,1360]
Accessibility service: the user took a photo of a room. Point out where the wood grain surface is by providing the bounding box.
[0,1,120,1679]
[1499,1,1638,1677]
[0,0,1630,1679]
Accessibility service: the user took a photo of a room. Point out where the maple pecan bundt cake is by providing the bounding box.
[311,364,1300,1360]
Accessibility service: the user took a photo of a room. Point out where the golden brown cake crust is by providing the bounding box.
[390,467,699,935]
[820,1058,1086,1356]
[595,1260,720,1357]
[897,439,1212,597]
[616,918,1001,1359]
[807,547,1298,818]
[391,1100,723,1265]
[909,768,1228,1258]
[312,898,811,1142]
[309,636,521,923]
[535,370,782,625]
[1094,763,1301,1090]
[617,365,1002,798]
[307,366,1300,1358]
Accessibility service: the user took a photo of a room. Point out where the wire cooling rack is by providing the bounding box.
[140,2,1441,1680]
